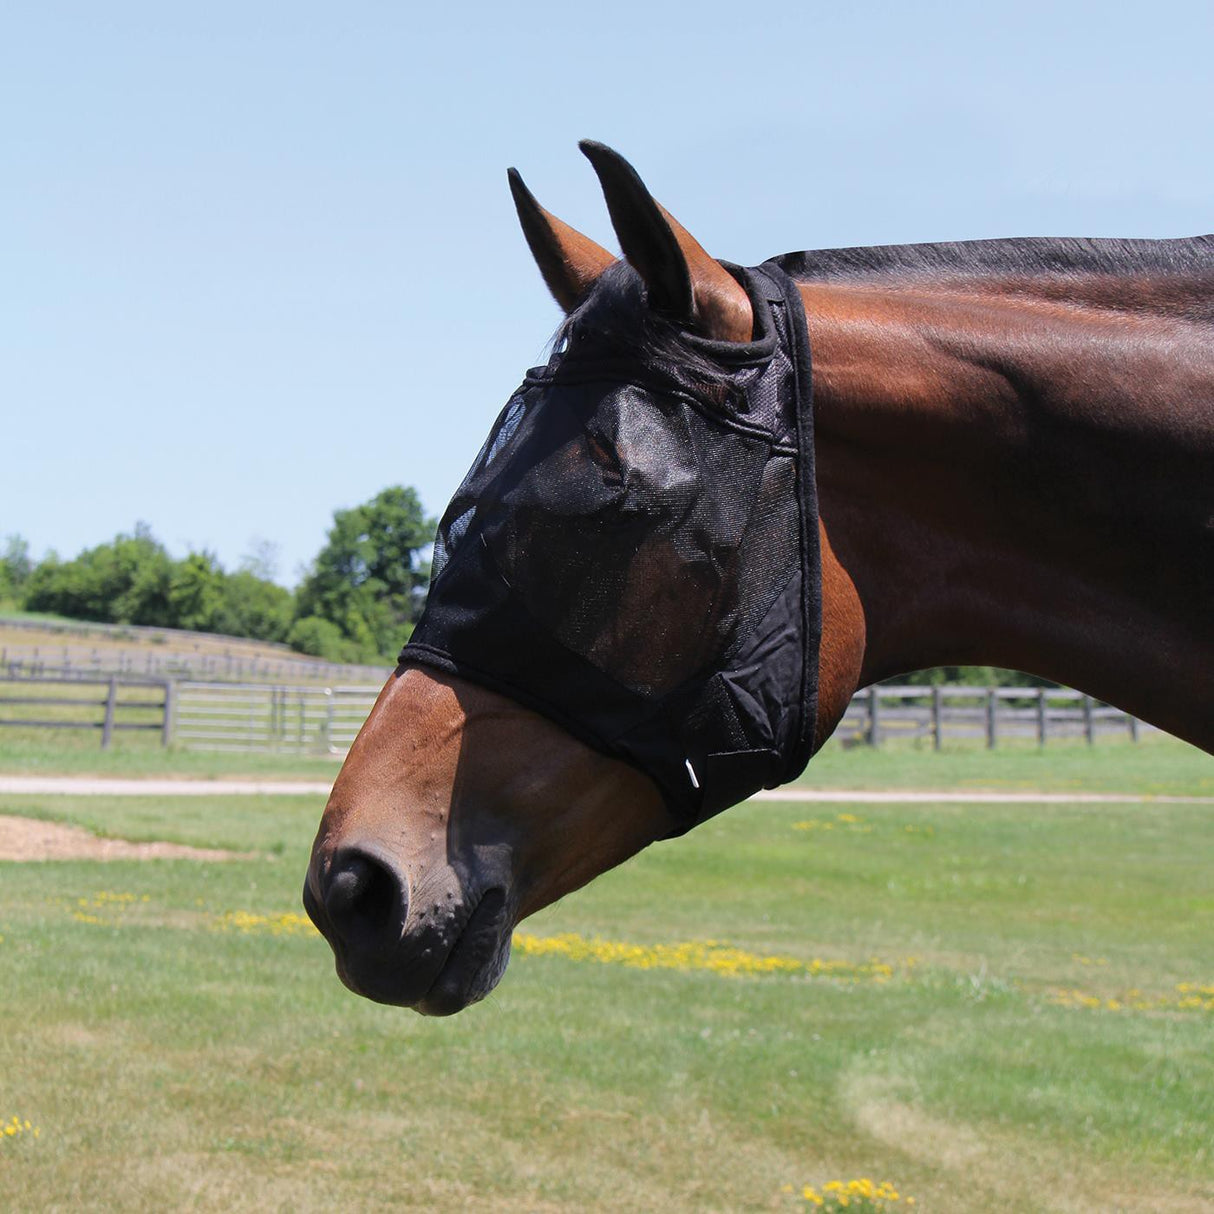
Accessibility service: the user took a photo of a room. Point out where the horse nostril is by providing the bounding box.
[323,851,405,940]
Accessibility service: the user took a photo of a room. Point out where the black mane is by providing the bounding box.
[773,234,1214,283]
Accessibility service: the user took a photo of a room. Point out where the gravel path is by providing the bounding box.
[0,775,1209,804]
[0,776,334,797]
[0,814,250,862]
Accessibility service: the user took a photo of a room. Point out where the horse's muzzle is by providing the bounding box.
[303,843,513,1015]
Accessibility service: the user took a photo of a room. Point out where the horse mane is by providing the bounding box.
[772,234,1214,282]
[774,235,1214,323]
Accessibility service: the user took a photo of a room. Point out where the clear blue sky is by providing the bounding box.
[4,2,1212,586]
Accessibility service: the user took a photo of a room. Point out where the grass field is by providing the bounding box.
[0,730,344,779]
[1,743,1211,1211]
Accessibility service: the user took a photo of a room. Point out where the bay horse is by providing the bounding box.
[304,142,1213,1015]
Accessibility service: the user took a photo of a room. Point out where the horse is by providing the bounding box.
[303,141,1213,1015]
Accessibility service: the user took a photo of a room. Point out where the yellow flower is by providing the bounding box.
[513,932,912,985]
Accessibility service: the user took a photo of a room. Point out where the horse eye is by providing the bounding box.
[586,433,624,483]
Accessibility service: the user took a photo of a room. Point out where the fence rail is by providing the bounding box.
[172,682,381,754]
[0,646,389,685]
[0,674,172,748]
[0,673,1158,755]
[833,685,1152,749]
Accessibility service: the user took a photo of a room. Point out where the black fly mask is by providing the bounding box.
[402,258,820,832]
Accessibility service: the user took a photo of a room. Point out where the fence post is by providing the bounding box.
[985,688,997,749]
[161,679,176,747]
[931,685,942,751]
[101,677,118,749]
[323,687,335,753]
[1036,687,1047,747]
[866,685,880,747]
[1082,695,1094,745]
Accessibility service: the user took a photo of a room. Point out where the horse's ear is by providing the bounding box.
[579,140,752,342]
[508,167,615,314]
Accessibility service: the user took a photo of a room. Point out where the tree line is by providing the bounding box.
[0,486,434,666]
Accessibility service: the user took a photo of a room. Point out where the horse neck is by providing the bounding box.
[802,277,1214,751]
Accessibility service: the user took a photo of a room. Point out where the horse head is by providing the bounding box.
[303,143,864,1013]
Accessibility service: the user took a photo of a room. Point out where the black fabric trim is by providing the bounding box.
[760,260,821,780]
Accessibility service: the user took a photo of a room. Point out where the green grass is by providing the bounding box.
[794,734,1213,797]
[0,608,79,624]
[1,754,1212,1211]
[0,732,343,778]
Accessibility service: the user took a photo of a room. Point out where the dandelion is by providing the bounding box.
[796,817,927,838]
[514,932,915,985]
[66,891,150,928]
[1048,983,1213,1014]
[1,1115,39,1144]
[787,1177,913,1210]
[211,911,318,937]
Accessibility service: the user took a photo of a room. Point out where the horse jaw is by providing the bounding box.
[303,666,673,1014]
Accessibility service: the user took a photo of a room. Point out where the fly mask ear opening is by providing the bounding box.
[508,167,616,314]
[579,140,753,343]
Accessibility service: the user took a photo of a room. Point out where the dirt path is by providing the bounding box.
[0,774,1210,804]
[0,814,250,862]
[0,776,334,797]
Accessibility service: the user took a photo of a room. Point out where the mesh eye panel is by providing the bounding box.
[405,263,820,829]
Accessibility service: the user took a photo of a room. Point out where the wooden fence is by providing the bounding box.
[0,674,172,748]
[171,682,380,754]
[832,685,1150,749]
[0,646,388,685]
[0,674,1156,755]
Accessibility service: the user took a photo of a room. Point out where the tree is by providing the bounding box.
[213,569,294,643]
[167,551,226,632]
[294,486,434,662]
[23,523,174,626]
[0,534,32,604]
[286,615,359,662]
[239,538,281,583]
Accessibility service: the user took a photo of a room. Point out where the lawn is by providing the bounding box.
[1,745,1211,1211]
[0,730,343,779]
[795,733,1214,797]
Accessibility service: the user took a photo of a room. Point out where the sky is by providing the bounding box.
[4,1,1212,586]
